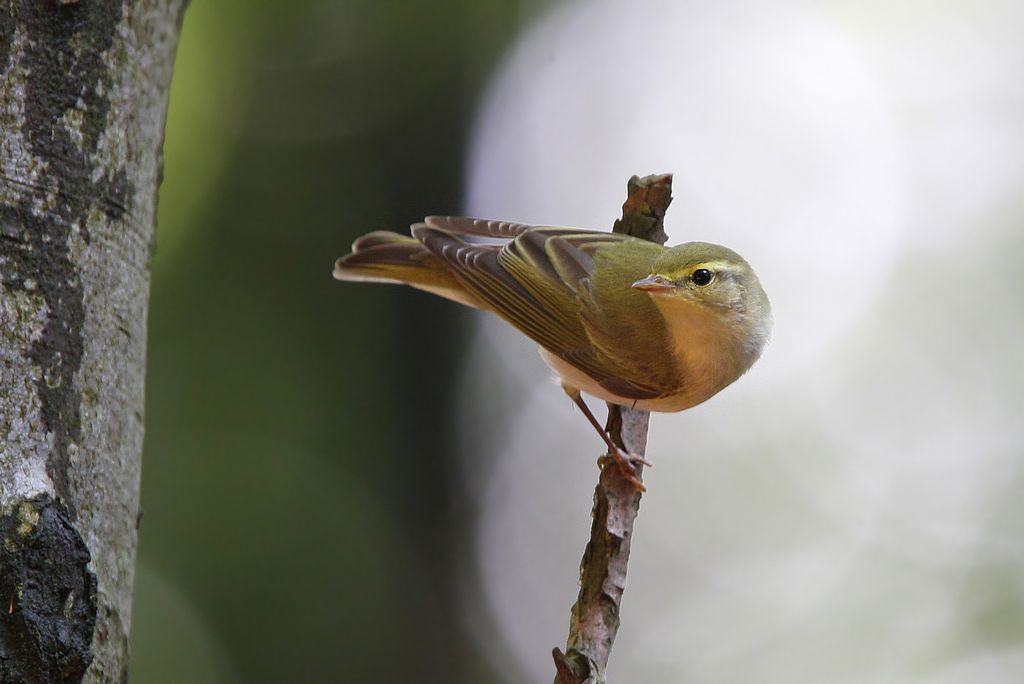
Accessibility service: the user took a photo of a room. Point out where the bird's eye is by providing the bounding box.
[691,268,714,286]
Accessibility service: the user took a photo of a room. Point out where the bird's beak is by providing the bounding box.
[631,275,675,292]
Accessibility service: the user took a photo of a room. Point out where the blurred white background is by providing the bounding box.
[457,1,1024,682]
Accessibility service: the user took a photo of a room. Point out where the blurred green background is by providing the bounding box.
[131,2,543,682]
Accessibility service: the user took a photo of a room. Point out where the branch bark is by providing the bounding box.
[552,174,673,684]
[0,2,185,682]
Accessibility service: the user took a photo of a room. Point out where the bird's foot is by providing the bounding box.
[598,448,648,492]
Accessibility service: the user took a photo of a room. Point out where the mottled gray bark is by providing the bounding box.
[0,2,185,682]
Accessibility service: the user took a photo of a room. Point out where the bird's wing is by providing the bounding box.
[413,221,673,400]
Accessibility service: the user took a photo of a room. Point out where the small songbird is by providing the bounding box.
[334,216,771,488]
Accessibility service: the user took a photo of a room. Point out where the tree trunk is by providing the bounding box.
[0,2,185,682]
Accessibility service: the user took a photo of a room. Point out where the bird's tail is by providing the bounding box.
[334,231,426,284]
[333,231,480,308]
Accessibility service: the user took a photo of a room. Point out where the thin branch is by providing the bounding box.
[552,174,673,684]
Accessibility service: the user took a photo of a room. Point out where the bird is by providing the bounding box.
[334,216,771,488]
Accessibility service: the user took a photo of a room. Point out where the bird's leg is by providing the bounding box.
[561,383,648,490]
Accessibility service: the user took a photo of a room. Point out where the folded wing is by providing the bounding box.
[411,218,679,400]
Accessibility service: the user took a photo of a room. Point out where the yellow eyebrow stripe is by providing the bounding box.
[692,261,736,272]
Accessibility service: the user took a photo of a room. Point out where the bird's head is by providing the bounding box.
[632,242,772,351]
[633,242,762,307]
